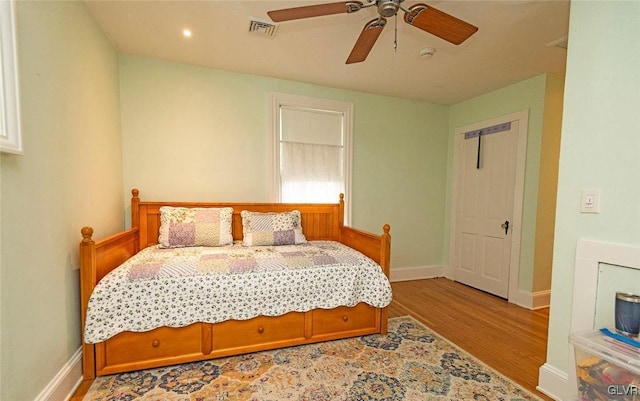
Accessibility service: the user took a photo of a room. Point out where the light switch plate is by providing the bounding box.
[581,189,601,213]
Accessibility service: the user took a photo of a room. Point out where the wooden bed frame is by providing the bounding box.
[80,189,391,379]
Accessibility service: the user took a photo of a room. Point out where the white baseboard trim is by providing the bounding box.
[508,288,534,309]
[34,347,83,401]
[390,265,443,282]
[537,363,571,401]
[508,288,551,310]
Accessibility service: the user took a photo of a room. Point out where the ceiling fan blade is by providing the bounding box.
[346,18,386,64]
[404,3,478,45]
[268,1,363,22]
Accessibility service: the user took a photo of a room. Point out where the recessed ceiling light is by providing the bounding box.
[182,29,192,38]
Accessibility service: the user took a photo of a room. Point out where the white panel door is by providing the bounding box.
[454,121,519,298]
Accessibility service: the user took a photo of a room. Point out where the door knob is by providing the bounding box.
[501,220,510,235]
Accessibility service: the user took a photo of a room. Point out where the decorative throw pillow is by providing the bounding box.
[158,206,233,248]
[240,210,307,246]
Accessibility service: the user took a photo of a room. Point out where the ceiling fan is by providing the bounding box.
[267,0,478,64]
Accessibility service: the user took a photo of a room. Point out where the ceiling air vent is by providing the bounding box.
[249,18,278,37]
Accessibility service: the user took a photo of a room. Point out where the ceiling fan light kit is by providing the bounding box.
[267,0,478,64]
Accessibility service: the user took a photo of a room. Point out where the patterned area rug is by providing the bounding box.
[83,316,542,400]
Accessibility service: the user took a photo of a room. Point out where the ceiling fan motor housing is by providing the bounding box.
[377,0,402,17]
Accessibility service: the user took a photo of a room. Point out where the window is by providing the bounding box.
[270,93,353,223]
[0,0,21,154]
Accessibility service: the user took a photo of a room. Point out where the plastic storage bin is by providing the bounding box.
[570,330,640,401]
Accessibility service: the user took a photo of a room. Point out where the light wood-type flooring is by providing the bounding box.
[389,278,551,400]
[72,277,551,400]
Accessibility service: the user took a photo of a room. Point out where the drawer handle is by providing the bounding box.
[152,339,160,348]
[342,315,349,322]
[257,326,264,334]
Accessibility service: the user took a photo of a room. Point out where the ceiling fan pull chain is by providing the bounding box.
[394,12,398,52]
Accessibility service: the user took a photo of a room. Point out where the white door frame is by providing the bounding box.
[448,110,529,303]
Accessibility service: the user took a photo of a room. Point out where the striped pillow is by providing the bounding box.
[240,210,307,246]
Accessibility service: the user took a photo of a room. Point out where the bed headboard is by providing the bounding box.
[130,189,345,249]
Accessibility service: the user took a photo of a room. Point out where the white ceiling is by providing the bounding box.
[85,0,570,105]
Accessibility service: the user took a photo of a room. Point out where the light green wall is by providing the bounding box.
[448,74,549,292]
[546,0,640,375]
[349,93,450,269]
[119,54,450,270]
[0,2,123,400]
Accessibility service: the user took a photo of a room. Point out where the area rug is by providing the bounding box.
[83,316,542,400]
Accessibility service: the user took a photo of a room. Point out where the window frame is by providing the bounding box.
[269,92,353,225]
[0,0,22,155]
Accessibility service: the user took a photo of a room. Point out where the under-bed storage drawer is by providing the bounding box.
[312,303,378,337]
[212,312,306,351]
[98,323,210,373]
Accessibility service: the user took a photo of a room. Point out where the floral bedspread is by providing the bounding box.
[84,241,392,343]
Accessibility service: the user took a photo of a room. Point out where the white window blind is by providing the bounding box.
[279,107,345,203]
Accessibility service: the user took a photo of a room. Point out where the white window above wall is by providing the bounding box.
[269,93,353,224]
[0,0,22,155]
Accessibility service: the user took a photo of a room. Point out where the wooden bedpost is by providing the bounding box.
[381,224,391,276]
[380,224,391,335]
[131,188,140,230]
[131,189,141,252]
[79,227,96,379]
[338,193,345,228]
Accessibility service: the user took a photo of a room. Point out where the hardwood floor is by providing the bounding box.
[389,278,551,400]
[72,277,551,400]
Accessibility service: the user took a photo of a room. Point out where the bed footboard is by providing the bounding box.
[340,224,391,276]
[80,226,139,379]
[339,224,391,334]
